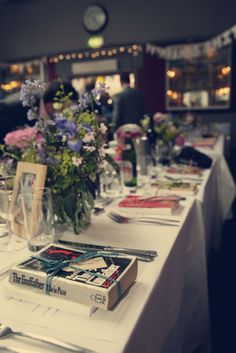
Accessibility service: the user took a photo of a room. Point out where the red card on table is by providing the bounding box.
[119,195,179,209]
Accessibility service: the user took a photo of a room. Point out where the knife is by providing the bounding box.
[57,240,157,258]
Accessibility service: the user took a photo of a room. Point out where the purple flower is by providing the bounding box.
[91,83,106,97]
[45,156,59,164]
[67,139,82,152]
[55,116,67,129]
[64,121,77,136]
[55,117,77,137]
[79,92,90,110]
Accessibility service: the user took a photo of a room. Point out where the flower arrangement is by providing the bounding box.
[1,79,109,234]
[152,112,181,144]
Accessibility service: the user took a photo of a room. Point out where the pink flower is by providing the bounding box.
[36,133,44,142]
[153,112,165,124]
[4,127,36,149]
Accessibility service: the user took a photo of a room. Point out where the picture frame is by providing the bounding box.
[10,162,47,239]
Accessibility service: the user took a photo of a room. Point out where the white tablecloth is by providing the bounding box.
[196,134,236,251]
[0,198,210,353]
[0,134,234,353]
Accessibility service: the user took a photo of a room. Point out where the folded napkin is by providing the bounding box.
[119,195,180,209]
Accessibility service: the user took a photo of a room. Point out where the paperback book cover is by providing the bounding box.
[119,195,181,215]
[8,244,138,310]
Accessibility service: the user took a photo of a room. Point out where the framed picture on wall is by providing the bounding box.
[10,162,47,239]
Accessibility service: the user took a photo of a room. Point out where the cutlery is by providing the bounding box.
[0,266,10,277]
[56,244,154,262]
[0,324,94,352]
[93,197,113,215]
[108,212,180,227]
[57,239,157,257]
[137,195,186,202]
[109,211,180,223]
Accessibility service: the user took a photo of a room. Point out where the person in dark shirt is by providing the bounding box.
[112,72,145,130]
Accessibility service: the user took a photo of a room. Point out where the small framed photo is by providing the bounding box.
[11,162,47,238]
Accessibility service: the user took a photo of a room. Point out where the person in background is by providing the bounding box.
[83,77,110,127]
[83,77,100,114]
[43,79,78,119]
[112,72,145,130]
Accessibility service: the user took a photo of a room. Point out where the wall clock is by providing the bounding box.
[83,4,108,33]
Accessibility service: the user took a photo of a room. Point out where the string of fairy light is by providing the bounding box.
[48,44,143,64]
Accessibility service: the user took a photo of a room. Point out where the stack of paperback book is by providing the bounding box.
[8,244,138,310]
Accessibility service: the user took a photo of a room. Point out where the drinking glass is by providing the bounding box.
[99,164,123,198]
[139,156,157,188]
[0,176,26,252]
[20,187,55,252]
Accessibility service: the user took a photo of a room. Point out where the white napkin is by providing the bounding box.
[2,278,97,317]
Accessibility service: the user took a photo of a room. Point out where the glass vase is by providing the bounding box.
[52,185,94,235]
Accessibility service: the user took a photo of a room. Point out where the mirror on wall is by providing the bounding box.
[165,45,232,110]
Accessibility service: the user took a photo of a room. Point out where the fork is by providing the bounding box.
[0,324,95,352]
[108,211,180,226]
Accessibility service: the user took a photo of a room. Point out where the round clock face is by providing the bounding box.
[83,5,108,33]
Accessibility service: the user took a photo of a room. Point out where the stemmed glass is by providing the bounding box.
[0,176,26,252]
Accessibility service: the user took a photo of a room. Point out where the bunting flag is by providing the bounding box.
[146,24,236,60]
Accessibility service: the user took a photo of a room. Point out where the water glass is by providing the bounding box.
[99,164,123,198]
[137,155,156,187]
[20,187,55,251]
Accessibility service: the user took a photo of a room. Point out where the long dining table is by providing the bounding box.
[0,134,235,353]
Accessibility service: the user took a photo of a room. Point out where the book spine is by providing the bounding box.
[8,268,109,309]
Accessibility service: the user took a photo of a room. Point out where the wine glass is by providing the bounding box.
[0,176,26,252]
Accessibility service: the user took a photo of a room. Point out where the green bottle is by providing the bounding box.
[122,134,137,188]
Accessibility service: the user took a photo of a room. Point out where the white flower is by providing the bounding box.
[99,160,108,169]
[99,146,106,158]
[99,123,107,134]
[82,132,95,143]
[72,156,83,167]
[84,146,96,153]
